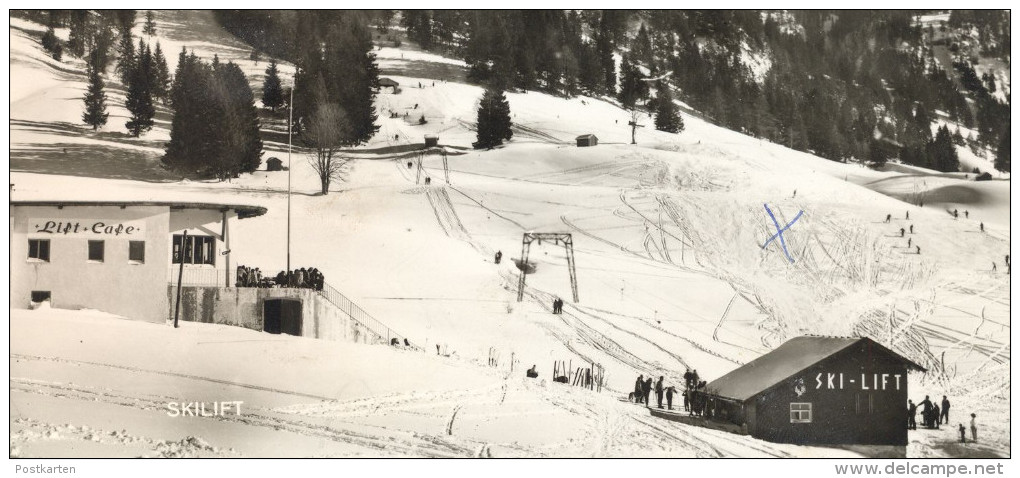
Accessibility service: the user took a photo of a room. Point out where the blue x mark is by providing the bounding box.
[762,204,804,263]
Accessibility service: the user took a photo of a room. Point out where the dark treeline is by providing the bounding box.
[390,10,1011,171]
[214,10,1014,172]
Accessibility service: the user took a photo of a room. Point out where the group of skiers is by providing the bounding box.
[630,368,709,416]
[907,394,977,443]
[235,265,267,287]
[233,266,325,289]
[273,267,325,290]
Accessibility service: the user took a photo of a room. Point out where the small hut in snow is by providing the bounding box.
[576,134,598,147]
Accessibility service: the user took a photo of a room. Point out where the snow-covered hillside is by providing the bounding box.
[9,11,1011,458]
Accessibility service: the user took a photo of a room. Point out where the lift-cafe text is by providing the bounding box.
[814,372,903,391]
[32,218,144,237]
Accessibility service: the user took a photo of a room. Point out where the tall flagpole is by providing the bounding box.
[287,85,293,275]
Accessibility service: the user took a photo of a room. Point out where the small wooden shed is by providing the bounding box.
[266,157,283,171]
[576,134,598,147]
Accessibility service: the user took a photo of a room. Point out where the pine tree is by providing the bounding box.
[124,39,155,137]
[994,129,1010,173]
[475,86,513,149]
[262,59,284,112]
[164,50,212,173]
[213,61,263,177]
[143,11,156,36]
[115,29,135,84]
[152,42,170,103]
[164,53,262,179]
[618,55,649,109]
[928,125,959,172]
[654,84,684,134]
[82,64,109,131]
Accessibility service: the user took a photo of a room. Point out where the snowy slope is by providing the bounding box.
[8,12,1011,458]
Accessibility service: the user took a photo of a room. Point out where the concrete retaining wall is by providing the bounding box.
[167,286,386,345]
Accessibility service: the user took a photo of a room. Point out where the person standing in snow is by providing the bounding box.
[919,395,934,428]
[907,400,918,430]
[683,369,693,390]
[691,369,700,388]
[980,222,985,233]
[643,377,653,407]
[494,250,502,264]
[932,404,941,428]
[917,245,921,255]
[635,375,644,404]
[909,224,914,234]
[655,376,665,409]
[683,389,690,412]
[908,238,912,248]
[970,413,978,442]
[965,210,969,218]
[885,214,892,223]
[959,423,967,443]
[941,396,951,424]
[666,386,675,410]
[953,209,959,219]
[906,211,910,220]
[900,227,905,237]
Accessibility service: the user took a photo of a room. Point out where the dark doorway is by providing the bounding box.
[263,299,302,336]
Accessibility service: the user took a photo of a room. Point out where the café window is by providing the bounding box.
[172,234,216,265]
[790,403,812,423]
[28,239,50,262]
[129,241,145,263]
[87,240,105,262]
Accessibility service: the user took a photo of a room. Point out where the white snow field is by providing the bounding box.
[9,11,1011,458]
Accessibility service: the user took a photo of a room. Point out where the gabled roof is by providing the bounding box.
[576,134,598,139]
[379,77,399,86]
[707,336,926,402]
[11,200,268,219]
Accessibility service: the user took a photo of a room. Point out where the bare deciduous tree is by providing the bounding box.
[304,103,353,195]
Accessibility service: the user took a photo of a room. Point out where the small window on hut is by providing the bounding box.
[87,240,105,262]
[28,239,50,262]
[790,403,812,423]
[129,240,145,263]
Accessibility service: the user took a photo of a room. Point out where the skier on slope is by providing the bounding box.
[655,376,665,409]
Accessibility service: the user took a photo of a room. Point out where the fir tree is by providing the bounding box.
[994,129,1010,173]
[475,86,513,149]
[82,64,109,131]
[115,29,135,84]
[163,53,262,179]
[143,11,156,36]
[618,55,649,109]
[928,125,959,172]
[124,39,155,137]
[654,84,684,134]
[152,42,170,103]
[41,26,59,53]
[261,59,284,112]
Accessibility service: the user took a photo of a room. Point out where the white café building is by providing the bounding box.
[10,199,267,323]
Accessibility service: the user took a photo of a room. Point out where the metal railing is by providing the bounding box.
[316,281,418,349]
[168,266,236,287]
